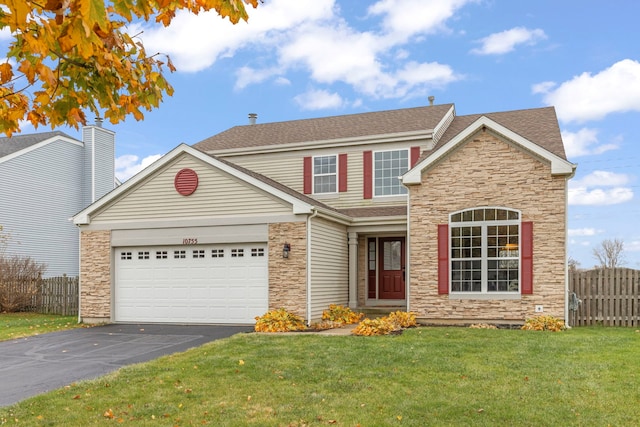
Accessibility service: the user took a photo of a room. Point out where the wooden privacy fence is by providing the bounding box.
[569,268,640,327]
[0,274,79,316]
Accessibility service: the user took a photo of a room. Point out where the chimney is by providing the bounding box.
[248,113,257,125]
[428,96,435,106]
[95,117,103,127]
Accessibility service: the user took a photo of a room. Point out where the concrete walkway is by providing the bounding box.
[0,323,252,407]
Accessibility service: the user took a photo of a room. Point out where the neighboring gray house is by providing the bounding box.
[0,122,115,277]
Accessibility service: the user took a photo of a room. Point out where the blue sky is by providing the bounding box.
[12,0,640,268]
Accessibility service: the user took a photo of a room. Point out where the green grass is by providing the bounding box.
[1,327,639,426]
[0,313,83,341]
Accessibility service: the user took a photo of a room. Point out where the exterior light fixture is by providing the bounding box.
[283,243,291,258]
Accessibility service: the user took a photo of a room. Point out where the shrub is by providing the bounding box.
[469,323,498,329]
[521,315,565,332]
[352,317,397,336]
[321,304,364,325]
[254,308,307,333]
[387,311,417,328]
[0,255,46,312]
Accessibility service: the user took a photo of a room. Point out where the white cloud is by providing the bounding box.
[571,170,631,188]
[538,59,640,123]
[133,0,465,107]
[115,154,163,182]
[569,170,634,206]
[627,240,640,252]
[134,0,336,72]
[568,228,602,237]
[471,27,546,55]
[561,128,618,158]
[368,0,472,42]
[569,187,633,206]
[294,89,345,110]
[531,81,556,95]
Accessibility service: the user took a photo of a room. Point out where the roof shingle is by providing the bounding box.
[195,104,454,152]
[0,131,75,158]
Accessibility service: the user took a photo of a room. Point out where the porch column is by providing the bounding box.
[348,232,358,308]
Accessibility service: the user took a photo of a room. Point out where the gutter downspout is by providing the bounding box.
[405,183,411,312]
[306,208,319,325]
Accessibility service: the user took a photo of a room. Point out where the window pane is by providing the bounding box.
[313,156,337,193]
[374,150,408,196]
[383,241,402,270]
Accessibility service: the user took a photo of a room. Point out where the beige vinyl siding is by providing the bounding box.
[91,154,292,223]
[308,217,349,321]
[221,139,431,210]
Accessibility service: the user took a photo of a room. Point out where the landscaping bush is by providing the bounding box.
[254,308,307,332]
[521,315,565,332]
[387,310,417,328]
[352,317,398,336]
[321,304,364,325]
[0,255,46,312]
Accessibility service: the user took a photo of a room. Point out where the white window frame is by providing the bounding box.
[449,207,521,297]
[373,149,409,197]
[313,154,338,194]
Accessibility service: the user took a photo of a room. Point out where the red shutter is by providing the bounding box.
[338,153,347,192]
[438,224,449,295]
[363,151,372,199]
[303,156,312,194]
[521,221,534,294]
[410,146,421,167]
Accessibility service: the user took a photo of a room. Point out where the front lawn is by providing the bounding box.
[0,313,83,341]
[1,327,639,426]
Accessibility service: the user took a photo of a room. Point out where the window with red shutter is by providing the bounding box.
[443,207,526,296]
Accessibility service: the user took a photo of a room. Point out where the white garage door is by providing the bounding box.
[114,243,268,324]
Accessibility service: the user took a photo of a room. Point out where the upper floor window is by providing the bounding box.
[374,149,408,196]
[313,155,337,194]
[449,207,521,294]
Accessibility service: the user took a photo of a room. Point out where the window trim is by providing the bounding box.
[448,207,522,297]
[312,154,338,195]
[372,148,409,198]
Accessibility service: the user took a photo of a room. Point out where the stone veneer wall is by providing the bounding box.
[409,130,568,322]
[79,229,112,323]
[268,222,307,317]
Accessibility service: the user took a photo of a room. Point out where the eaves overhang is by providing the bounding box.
[403,116,576,185]
[206,129,435,157]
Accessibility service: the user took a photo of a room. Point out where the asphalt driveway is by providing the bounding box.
[0,323,252,407]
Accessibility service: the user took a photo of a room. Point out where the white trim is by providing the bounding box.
[432,105,456,145]
[403,116,576,184]
[373,148,410,197]
[312,154,338,195]
[73,144,317,225]
[307,209,319,325]
[208,129,434,157]
[0,135,83,165]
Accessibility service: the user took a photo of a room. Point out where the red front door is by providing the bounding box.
[378,237,406,300]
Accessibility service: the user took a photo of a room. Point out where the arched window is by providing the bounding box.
[449,207,521,294]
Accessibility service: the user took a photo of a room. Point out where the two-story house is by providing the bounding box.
[73,103,575,325]
[0,122,115,277]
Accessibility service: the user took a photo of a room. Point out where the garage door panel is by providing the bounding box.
[115,243,268,324]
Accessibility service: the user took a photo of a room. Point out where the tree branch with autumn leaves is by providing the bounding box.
[0,0,259,136]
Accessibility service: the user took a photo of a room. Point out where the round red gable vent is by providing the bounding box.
[174,168,199,196]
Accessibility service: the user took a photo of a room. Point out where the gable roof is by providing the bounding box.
[436,107,567,159]
[73,144,352,225]
[194,104,454,152]
[404,107,576,184]
[0,131,76,158]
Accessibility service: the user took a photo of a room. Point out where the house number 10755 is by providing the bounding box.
[182,238,198,245]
